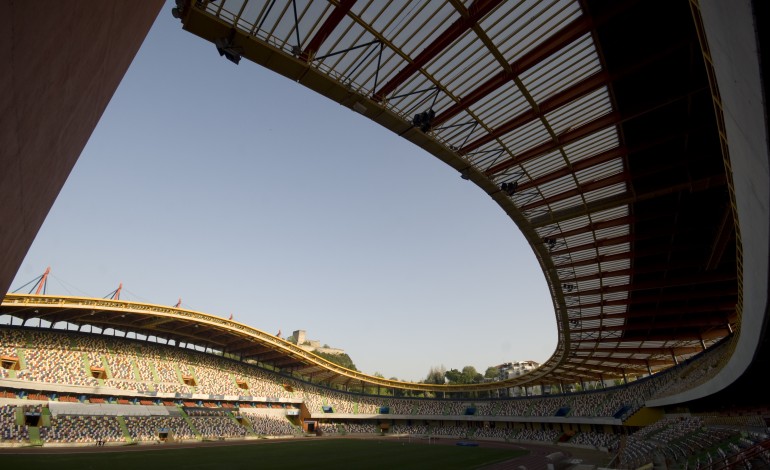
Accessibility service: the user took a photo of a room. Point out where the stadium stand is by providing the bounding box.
[1,324,768,470]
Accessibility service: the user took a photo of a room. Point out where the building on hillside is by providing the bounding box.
[497,360,540,380]
[495,361,541,397]
[291,330,345,356]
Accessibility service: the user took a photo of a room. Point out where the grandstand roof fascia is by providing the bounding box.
[0,294,573,392]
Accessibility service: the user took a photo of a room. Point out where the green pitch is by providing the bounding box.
[2,438,527,469]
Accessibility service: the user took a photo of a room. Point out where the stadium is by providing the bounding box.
[0,0,768,469]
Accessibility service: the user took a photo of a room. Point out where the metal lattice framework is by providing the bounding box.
[174,0,740,388]
[1,0,738,394]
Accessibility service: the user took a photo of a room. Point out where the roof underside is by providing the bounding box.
[172,0,739,386]
[1,0,736,393]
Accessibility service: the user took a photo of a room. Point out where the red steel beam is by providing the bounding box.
[564,272,737,297]
[557,253,631,270]
[372,0,505,101]
[574,314,731,333]
[516,146,626,193]
[565,258,727,283]
[562,359,653,372]
[569,268,633,283]
[550,223,704,257]
[568,288,738,310]
[481,111,620,174]
[570,356,672,367]
[300,0,357,62]
[559,361,631,375]
[435,32,687,127]
[432,17,598,126]
[548,215,635,240]
[553,233,634,257]
[575,302,735,321]
[570,327,730,342]
[549,210,692,242]
[520,171,628,212]
[563,360,669,372]
[514,126,689,196]
[552,241,709,270]
[574,346,704,355]
[481,78,709,177]
[530,173,727,228]
[473,71,612,147]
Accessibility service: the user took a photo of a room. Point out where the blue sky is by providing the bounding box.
[11,2,556,382]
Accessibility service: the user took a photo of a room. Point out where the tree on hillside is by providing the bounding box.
[445,368,464,383]
[445,366,483,384]
[462,365,483,383]
[425,365,446,384]
[485,366,500,380]
[313,351,357,371]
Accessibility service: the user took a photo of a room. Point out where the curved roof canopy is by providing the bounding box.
[169,0,739,386]
[0,293,549,392]
[1,0,737,394]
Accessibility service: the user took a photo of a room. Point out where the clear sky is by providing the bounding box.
[10,1,556,383]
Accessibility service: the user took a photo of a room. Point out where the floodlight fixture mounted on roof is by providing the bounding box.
[171,0,185,19]
[501,181,518,196]
[412,109,436,132]
[215,30,241,65]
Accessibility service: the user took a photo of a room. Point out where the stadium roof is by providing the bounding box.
[164,0,739,386]
[2,0,753,395]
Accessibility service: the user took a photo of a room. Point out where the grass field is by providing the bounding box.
[1,438,528,470]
